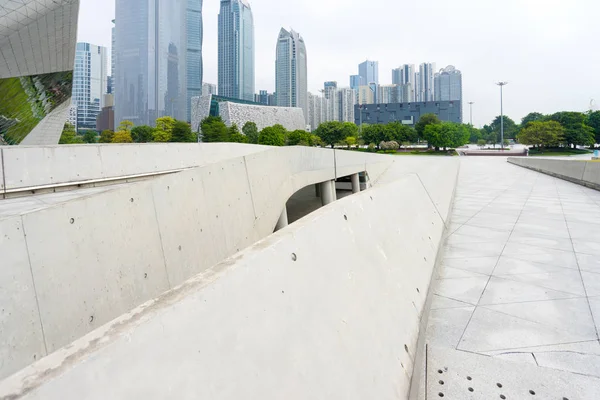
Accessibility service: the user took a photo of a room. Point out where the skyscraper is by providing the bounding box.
[434,65,462,102]
[114,0,188,127]
[275,27,307,123]
[358,60,379,85]
[392,64,415,102]
[337,87,356,123]
[349,75,364,91]
[73,42,108,130]
[218,0,255,101]
[417,62,435,102]
[186,0,203,122]
[202,82,217,96]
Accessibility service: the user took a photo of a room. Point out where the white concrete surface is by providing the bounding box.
[0,167,456,400]
[509,156,600,190]
[423,157,600,398]
[0,145,401,379]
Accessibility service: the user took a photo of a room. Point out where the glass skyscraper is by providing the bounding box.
[358,60,379,85]
[276,28,308,124]
[73,42,108,130]
[434,65,462,102]
[218,0,255,101]
[114,0,189,128]
[186,0,203,122]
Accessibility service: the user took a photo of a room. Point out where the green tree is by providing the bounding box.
[155,117,175,135]
[521,112,546,127]
[361,124,394,148]
[81,130,97,144]
[287,129,313,146]
[112,130,133,143]
[588,111,600,145]
[258,126,286,146]
[415,113,441,140]
[344,136,357,149]
[490,115,519,139]
[131,125,155,143]
[517,121,565,149]
[242,121,259,144]
[170,120,195,142]
[477,139,487,147]
[388,122,417,143]
[117,120,134,132]
[468,125,482,143]
[58,123,84,144]
[547,111,595,147]
[153,130,171,142]
[315,121,348,148]
[227,124,249,143]
[200,116,228,142]
[424,122,469,150]
[99,130,114,143]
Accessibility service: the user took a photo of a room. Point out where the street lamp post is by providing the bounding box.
[495,82,508,150]
[468,101,474,126]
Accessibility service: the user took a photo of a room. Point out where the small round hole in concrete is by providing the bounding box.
[468,387,474,392]
[497,383,503,388]
[529,390,535,395]
[416,288,420,293]
[466,376,472,381]
[404,344,409,353]
[89,316,94,323]
[344,215,348,220]
[500,395,506,400]
[130,198,134,202]
[438,393,444,398]
[144,273,148,279]
[291,253,297,262]
[69,218,75,224]
[437,369,443,374]
[438,380,444,385]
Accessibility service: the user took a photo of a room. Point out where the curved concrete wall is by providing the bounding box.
[0,165,459,399]
[0,145,394,379]
[508,157,600,190]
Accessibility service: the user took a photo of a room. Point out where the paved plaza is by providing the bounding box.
[426,157,600,398]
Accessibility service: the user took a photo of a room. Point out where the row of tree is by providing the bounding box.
[59,117,197,144]
[474,111,600,148]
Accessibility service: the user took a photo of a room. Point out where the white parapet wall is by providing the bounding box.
[508,157,600,190]
[0,145,396,379]
[0,163,459,399]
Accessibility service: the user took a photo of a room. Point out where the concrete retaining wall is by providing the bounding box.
[0,146,395,380]
[0,167,458,400]
[0,143,268,194]
[508,157,600,190]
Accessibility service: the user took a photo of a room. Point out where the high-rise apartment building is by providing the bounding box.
[202,82,217,96]
[337,87,356,123]
[275,27,307,123]
[358,60,379,85]
[114,0,189,127]
[434,65,462,102]
[218,0,255,101]
[417,62,435,102]
[73,42,108,130]
[186,0,203,122]
[377,84,398,104]
[324,81,337,99]
[358,85,375,105]
[392,64,415,102]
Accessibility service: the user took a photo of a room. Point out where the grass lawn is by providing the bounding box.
[529,148,592,157]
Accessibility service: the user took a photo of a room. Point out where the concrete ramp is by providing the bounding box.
[0,163,459,399]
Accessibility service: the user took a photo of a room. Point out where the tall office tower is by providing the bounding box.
[218,0,255,101]
[114,0,187,127]
[186,0,203,122]
[434,65,462,102]
[275,28,308,124]
[349,75,364,91]
[202,82,217,96]
[418,62,435,102]
[337,87,356,122]
[73,42,108,130]
[358,60,379,85]
[111,20,115,94]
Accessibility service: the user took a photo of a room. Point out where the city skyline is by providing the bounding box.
[78,0,600,127]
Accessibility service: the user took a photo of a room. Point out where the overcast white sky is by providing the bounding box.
[78,0,600,127]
